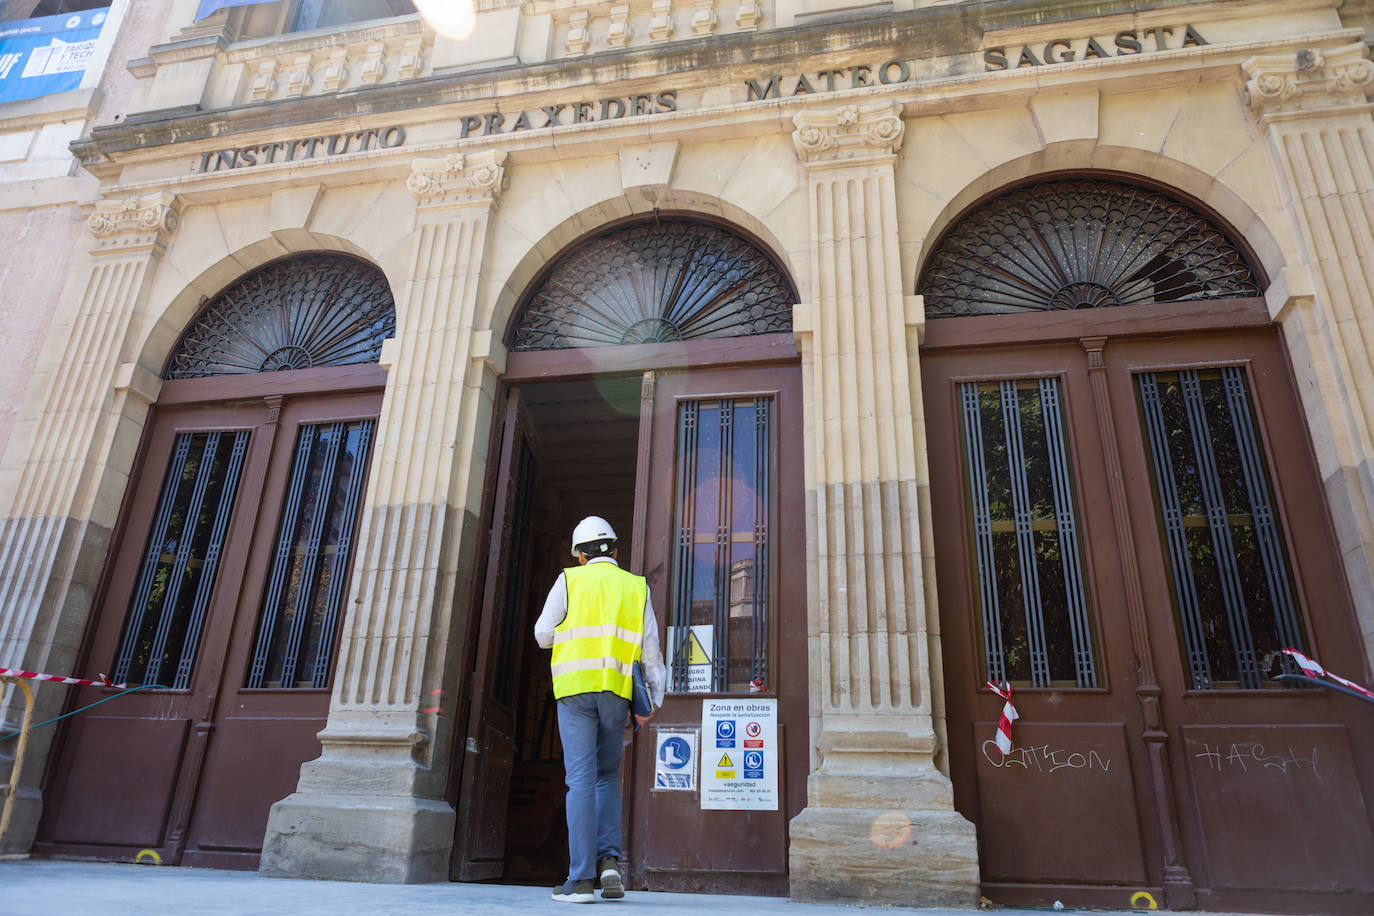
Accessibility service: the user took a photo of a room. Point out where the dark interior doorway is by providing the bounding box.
[459,375,642,885]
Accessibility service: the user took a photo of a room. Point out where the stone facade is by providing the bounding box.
[2,0,1374,907]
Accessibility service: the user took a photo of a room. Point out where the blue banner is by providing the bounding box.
[195,0,269,20]
[0,8,109,105]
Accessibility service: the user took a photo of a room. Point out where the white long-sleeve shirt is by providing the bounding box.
[534,556,667,708]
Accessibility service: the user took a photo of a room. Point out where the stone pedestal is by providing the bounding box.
[787,103,979,906]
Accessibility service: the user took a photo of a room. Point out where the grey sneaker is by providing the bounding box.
[598,856,624,900]
[553,879,596,903]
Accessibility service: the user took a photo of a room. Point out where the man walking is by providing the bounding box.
[535,516,666,903]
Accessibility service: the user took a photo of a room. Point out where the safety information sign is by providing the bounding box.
[653,729,698,792]
[701,698,777,810]
[665,625,713,692]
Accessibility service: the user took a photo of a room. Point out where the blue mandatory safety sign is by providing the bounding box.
[0,9,108,105]
[659,736,691,770]
[743,750,764,779]
[715,719,736,747]
[655,734,694,790]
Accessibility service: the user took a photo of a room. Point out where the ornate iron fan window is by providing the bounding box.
[919,178,1261,317]
[510,220,793,350]
[166,254,395,379]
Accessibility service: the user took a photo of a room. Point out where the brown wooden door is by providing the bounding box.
[626,363,807,895]
[925,341,1161,906]
[925,319,1374,912]
[451,390,539,879]
[38,378,382,867]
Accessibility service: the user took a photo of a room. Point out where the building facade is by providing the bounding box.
[2,0,1374,910]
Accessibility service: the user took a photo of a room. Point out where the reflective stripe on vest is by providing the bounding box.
[551,562,647,700]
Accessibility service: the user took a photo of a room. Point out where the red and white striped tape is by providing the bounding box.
[1281,648,1374,701]
[0,667,127,689]
[987,680,1018,755]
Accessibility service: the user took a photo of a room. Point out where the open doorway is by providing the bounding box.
[457,374,643,885]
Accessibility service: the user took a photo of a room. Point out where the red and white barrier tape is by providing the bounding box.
[1281,648,1374,701]
[0,667,126,689]
[987,680,1018,754]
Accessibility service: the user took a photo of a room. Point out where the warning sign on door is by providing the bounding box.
[701,699,777,810]
[653,729,697,792]
[666,625,713,692]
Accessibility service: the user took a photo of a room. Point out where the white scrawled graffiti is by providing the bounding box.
[982,740,1111,773]
[1192,742,1322,778]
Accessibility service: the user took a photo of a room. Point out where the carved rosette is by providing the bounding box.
[792,102,905,166]
[1244,43,1374,117]
[406,150,508,210]
[85,191,180,254]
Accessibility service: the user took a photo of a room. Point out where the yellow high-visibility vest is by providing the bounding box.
[551,562,647,700]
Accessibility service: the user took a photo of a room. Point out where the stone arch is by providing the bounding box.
[916,172,1265,316]
[505,215,799,351]
[908,144,1294,302]
[163,253,396,379]
[135,228,403,391]
[483,190,803,351]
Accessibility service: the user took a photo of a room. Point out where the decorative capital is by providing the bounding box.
[85,191,180,255]
[1243,43,1374,118]
[792,102,904,166]
[407,149,507,209]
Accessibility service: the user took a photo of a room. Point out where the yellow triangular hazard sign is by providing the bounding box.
[686,630,710,665]
[718,753,733,767]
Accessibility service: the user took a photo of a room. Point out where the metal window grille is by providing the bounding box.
[668,397,773,692]
[112,430,251,689]
[958,378,1097,688]
[1137,367,1306,689]
[245,418,375,689]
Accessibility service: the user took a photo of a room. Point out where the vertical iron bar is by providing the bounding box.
[1039,379,1096,687]
[1221,367,1305,653]
[960,383,1006,684]
[713,400,734,692]
[310,419,376,687]
[247,424,318,688]
[278,422,345,688]
[1001,380,1051,686]
[174,430,250,690]
[669,401,698,691]
[114,433,195,685]
[753,398,771,684]
[1179,370,1260,688]
[144,432,223,686]
[1138,373,1213,689]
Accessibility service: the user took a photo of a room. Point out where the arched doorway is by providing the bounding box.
[919,175,1374,912]
[449,217,810,894]
[36,254,393,868]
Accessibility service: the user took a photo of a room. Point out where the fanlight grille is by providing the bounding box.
[166,255,395,379]
[919,178,1261,317]
[511,220,793,351]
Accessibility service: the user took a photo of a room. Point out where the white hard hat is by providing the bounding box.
[571,515,617,557]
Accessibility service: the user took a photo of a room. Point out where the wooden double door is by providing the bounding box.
[38,368,382,868]
[925,307,1374,913]
[451,343,808,894]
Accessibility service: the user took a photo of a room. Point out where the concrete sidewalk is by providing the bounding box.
[0,859,1203,915]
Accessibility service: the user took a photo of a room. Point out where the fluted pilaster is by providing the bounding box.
[261,150,508,883]
[787,103,976,906]
[1245,43,1374,668]
[0,191,178,852]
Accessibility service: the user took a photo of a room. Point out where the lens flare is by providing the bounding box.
[413,0,477,40]
[869,811,912,848]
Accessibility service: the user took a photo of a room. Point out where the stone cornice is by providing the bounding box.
[1244,42,1374,118]
[85,191,181,256]
[407,150,507,209]
[792,101,904,166]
